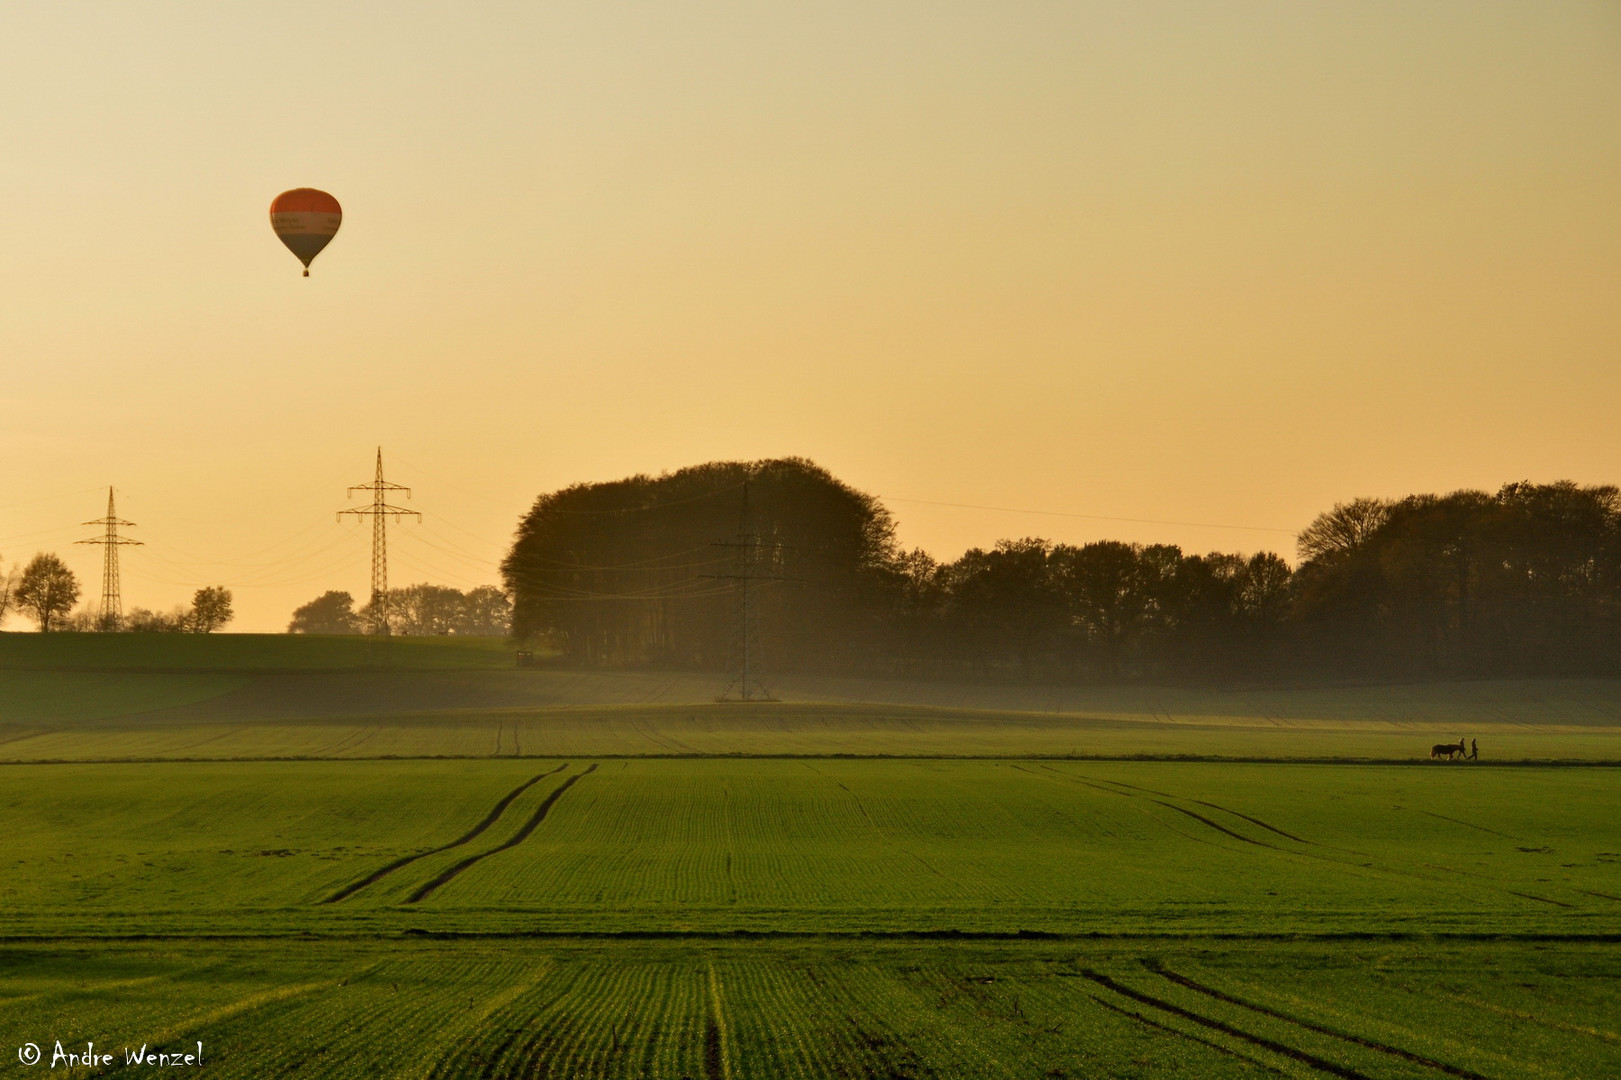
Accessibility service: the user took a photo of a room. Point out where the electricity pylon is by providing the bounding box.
[708,484,782,702]
[339,448,419,636]
[76,487,141,631]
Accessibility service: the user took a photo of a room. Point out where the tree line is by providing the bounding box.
[0,553,233,633]
[501,459,1621,683]
[287,584,511,636]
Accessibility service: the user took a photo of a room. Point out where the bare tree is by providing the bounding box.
[461,585,512,636]
[1297,498,1392,564]
[0,558,17,627]
[127,606,189,632]
[57,608,103,632]
[14,554,80,632]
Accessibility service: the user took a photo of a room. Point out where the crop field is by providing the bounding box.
[3,758,1618,938]
[2,756,1619,1076]
[2,636,1618,1076]
[4,938,1617,1079]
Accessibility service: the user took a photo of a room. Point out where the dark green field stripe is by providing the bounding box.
[408,763,599,903]
[1150,965,1497,1080]
[322,764,570,904]
[1080,970,1377,1080]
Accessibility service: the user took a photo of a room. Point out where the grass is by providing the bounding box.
[4,634,1620,1076]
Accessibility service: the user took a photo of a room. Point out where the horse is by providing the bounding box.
[1430,739,1466,760]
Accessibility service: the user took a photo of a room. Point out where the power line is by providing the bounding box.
[386,453,518,510]
[136,514,336,568]
[0,487,106,514]
[391,548,491,590]
[128,540,361,591]
[0,524,90,548]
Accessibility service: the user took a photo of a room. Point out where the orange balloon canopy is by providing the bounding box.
[269,188,342,275]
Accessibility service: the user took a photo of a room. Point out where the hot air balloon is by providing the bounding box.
[269,188,342,276]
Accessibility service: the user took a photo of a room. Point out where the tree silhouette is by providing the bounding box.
[14,554,79,633]
[189,587,234,633]
[288,591,360,635]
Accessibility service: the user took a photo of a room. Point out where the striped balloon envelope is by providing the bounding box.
[269,188,342,276]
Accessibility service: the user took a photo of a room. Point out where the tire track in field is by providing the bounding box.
[1013,764,1265,854]
[1020,765,1285,850]
[1079,970,1378,1079]
[1145,799,1282,849]
[309,724,379,757]
[1504,889,1575,908]
[800,762,874,824]
[1401,806,1522,841]
[1437,990,1621,1045]
[1034,765,1589,910]
[1578,889,1621,904]
[1062,770,1313,844]
[1086,994,1291,1076]
[408,763,599,903]
[0,726,49,749]
[1149,965,1498,1080]
[1185,798,1311,844]
[629,716,696,753]
[803,762,946,877]
[322,764,570,903]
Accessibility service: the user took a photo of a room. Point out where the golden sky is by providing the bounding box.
[2,2,1618,631]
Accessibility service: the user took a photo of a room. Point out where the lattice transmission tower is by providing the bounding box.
[709,484,783,702]
[76,486,141,631]
[339,448,419,636]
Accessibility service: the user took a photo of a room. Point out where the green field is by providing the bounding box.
[2,636,1618,1076]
